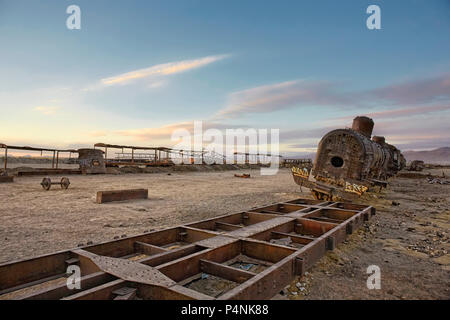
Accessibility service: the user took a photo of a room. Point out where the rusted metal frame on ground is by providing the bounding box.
[0,198,374,300]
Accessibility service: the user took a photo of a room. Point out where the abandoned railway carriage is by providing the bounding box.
[312,116,405,187]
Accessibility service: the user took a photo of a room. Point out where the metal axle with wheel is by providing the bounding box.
[41,177,70,191]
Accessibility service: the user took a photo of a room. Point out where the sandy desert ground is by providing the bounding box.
[0,166,449,299]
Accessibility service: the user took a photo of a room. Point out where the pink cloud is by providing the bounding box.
[370,73,450,105]
[215,80,353,119]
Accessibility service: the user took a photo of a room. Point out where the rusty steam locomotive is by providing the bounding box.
[292,116,405,201]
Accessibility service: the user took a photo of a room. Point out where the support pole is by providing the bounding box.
[52,151,56,169]
[4,147,7,170]
[56,151,59,169]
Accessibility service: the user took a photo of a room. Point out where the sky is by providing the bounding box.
[0,0,449,156]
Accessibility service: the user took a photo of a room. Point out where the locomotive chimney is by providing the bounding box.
[372,136,386,144]
[352,116,374,138]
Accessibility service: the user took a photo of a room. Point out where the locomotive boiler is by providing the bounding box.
[292,116,405,201]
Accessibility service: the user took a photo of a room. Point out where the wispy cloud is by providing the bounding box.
[282,114,450,153]
[116,121,196,140]
[214,73,450,119]
[100,54,229,87]
[362,104,450,119]
[88,130,109,138]
[215,80,352,119]
[370,73,450,105]
[116,121,248,141]
[34,106,60,115]
[330,104,450,123]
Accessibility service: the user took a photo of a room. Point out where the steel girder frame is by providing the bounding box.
[0,198,374,300]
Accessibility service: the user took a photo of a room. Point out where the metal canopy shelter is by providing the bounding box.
[0,143,78,170]
[232,151,283,165]
[94,143,206,166]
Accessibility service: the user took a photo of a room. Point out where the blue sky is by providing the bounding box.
[1,0,449,155]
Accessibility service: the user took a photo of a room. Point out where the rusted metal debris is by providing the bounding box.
[0,176,14,183]
[427,177,449,185]
[407,160,425,172]
[292,116,406,201]
[40,177,70,191]
[96,189,149,204]
[281,159,312,168]
[234,174,251,179]
[0,197,374,300]
[16,169,82,176]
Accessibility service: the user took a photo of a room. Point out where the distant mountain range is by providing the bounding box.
[403,147,450,164]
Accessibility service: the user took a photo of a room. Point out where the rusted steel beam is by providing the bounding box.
[139,284,214,300]
[141,245,204,267]
[0,252,71,292]
[112,287,137,300]
[306,216,343,224]
[199,259,256,284]
[242,212,278,225]
[0,273,66,298]
[156,243,240,283]
[214,221,243,231]
[296,218,338,237]
[23,272,115,300]
[181,227,217,243]
[96,189,148,204]
[134,241,167,255]
[270,231,314,245]
[241,240,296,264]
[219,253,296,300]
[62,279,127,300]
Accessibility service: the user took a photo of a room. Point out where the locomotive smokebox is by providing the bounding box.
[372,136,386,144]
[352,116,374,138]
